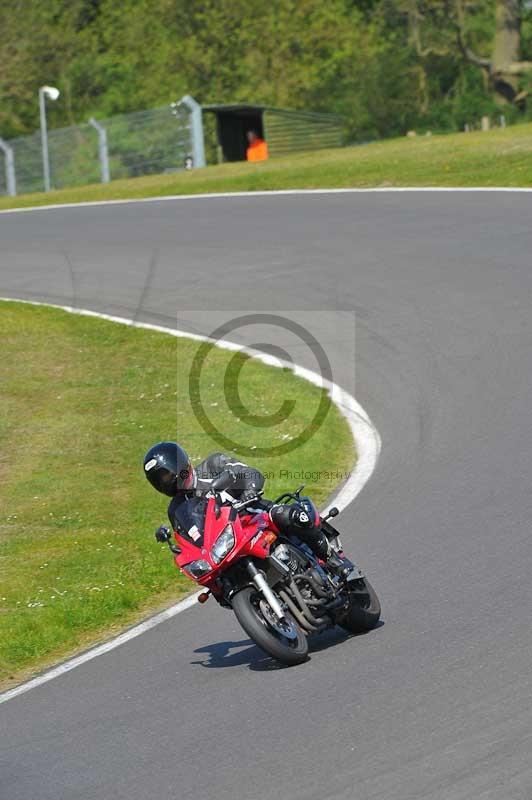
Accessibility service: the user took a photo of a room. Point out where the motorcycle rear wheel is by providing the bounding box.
[232,586,308,666]
[340,578,381,634]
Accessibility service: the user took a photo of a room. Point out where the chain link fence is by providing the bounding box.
[0,96,203,197]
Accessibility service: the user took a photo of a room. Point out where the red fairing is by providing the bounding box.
[173,497,277,589]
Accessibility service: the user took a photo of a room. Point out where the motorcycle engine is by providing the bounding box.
[273,542,335,608]
[273,543,306,574]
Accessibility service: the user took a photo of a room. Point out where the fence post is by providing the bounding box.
[179,95,206,168]
[88,117,110,183]
[0,137,16,196]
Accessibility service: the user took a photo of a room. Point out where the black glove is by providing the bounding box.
[155,525,171,543]
[210,468,237,495]
[240,486,259,503]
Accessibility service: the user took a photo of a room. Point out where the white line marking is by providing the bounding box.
[0,186,531,215]
[0,298,381,514]
[0,593,200,705]
[0,298,380,703]
[0,184,527,699]
[0,236,381,701]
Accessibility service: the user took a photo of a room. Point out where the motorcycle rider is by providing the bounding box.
[143,441,354,578]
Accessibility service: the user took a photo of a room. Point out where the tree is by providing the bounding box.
[401,0,532,106]
[2,0,531,146]
[485,0,532,103]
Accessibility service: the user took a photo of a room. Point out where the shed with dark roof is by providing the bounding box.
[202,103,343,163]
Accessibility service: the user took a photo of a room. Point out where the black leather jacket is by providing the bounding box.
[167,452,332,560]
[168,452,264,530]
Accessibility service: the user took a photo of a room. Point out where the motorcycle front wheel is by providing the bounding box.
[232,586,308,666]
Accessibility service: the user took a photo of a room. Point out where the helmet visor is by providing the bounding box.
[156,468,178,496]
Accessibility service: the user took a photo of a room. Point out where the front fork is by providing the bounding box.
[245,559,286,621]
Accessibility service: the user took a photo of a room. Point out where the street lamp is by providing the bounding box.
[39,85,60,192]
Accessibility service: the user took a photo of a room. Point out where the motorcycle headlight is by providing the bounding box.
[184,559,212,579]
[211,524,235,564]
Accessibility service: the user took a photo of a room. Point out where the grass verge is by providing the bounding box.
[0,301,353,689]
[0,123,531,213]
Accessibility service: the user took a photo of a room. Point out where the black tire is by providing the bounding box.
[232,586,308,666]
[340,578,381,634]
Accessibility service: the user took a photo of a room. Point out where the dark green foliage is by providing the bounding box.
[1,0,531,143]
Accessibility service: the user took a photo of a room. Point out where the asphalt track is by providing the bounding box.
[1,191,532,800]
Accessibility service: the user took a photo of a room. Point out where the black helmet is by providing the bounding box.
[143,441,195,497]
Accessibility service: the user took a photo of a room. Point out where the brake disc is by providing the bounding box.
[259,599,298,640]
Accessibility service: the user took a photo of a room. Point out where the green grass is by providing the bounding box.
[0,123,531,212]
[0,301,353,688]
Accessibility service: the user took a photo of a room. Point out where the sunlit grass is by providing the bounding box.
[0,122,530,213]
[0,301,354,687]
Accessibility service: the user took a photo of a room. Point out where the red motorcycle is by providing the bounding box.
[157,474,381,666]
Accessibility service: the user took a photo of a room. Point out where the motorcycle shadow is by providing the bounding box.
[191,623,384,671]
[191,638,284,671]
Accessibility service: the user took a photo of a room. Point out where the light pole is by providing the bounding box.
[39,85,60,192]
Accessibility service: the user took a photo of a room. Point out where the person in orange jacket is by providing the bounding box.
[246,130,269,162]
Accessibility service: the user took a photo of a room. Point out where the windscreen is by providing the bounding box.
[173,496,208,546]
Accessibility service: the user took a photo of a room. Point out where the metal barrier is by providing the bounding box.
[0,138,16,196]
[0,96,202,197]
[0,94,341,197]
